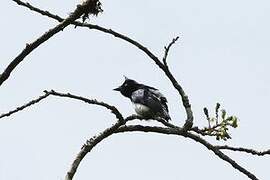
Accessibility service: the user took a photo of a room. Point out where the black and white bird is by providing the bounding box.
[113,77,170,121]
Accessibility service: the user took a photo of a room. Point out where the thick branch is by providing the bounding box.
[65,120,125,180]
[216,145,270,156]
[0,88,260,180]
[184,133,258,180]
[0,0,101,87]
[116,125,259,180]
[12,0,193,128]
[65,118,261,180]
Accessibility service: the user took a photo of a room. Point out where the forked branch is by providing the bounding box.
[2,1,268,180]
[0,90,124,122]
[11,0,193,129]
[0,89,267,180]
[0,0,102,87]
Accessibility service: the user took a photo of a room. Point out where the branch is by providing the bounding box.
[65,120,125,180]
[0,92,50,119]
[0,90,124,122]
[45,90,124,122]
[65,116,261,180]
[8,2,263,180]
[12,0,193,129]
[0,88,260,180]
[0,0,102,87]
[12,0,63,21]
[1,88,259,179]
[216,145,270,156]
[116,125,259,180]
[184,133,258,180]
[162,36,179,67]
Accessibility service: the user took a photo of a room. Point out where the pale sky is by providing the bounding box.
[0,0,269,180]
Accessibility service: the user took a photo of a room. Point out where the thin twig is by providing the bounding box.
[0,0,101,87]
[162,36,179,67]
[0,92,50,119]
[0,90,124,122]
[45,90,124,122]
[12,0,63,21]
[11,0,193,129]
[216,145,270,156]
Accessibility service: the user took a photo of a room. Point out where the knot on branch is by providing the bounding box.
[79,0,103,22]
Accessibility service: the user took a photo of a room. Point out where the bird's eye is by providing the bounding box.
[124,83,128,87]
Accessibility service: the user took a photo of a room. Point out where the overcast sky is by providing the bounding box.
[0,0,269,180]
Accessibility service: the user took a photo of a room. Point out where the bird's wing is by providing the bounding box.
[132,88,171,120]
[148,89,169,111]
[140,83,168,104]
[131,89,163,112]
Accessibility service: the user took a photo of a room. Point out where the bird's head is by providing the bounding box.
[113,76,140,98]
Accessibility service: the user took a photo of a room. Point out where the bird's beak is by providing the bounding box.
[113,86,121,91]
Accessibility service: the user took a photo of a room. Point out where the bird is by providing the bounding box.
[113,77,170,121]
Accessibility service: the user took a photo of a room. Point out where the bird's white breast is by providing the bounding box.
[133,103,152,118]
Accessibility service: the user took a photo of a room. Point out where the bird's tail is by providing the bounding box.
[159,109,171,122]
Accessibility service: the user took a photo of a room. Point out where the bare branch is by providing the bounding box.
[65,120,125,180]
[64,116,261,180]
[6,2,264,180]
[0,90,124,122]
[216,145,270,156]
[12,0,193,129]
[12,0,63,21]
[116,126,259,180]
[184,133,258,180]
[0,88,260,180]
[162,36,179,67]
[0,92,50,119]
[45,90,124,122]
[0,0,102,87]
